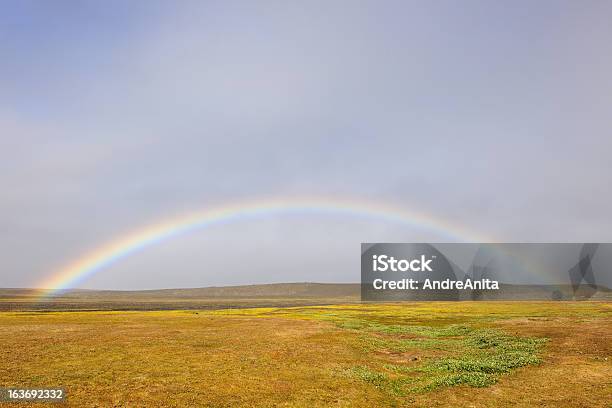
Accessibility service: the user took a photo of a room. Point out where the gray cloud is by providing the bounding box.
[1,1,611,289]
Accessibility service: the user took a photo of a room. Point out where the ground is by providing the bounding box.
[0,302,610,407]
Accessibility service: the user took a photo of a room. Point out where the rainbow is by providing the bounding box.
[37,195,487,296]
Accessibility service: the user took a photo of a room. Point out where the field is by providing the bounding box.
[0,301,610,407]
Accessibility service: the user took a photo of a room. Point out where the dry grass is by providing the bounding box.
[0,301,610,407]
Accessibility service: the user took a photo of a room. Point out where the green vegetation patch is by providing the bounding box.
[334,318,547,395]
[345,366,415,397]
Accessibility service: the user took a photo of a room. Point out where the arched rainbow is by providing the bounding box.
[37,195,488,296]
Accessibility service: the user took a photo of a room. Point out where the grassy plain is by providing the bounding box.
[0,301,610,407]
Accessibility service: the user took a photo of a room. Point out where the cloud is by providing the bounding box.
[1,1,612,288]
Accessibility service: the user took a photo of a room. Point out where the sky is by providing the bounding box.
[1,0,611,289]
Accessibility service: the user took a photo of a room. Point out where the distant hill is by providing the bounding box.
[0,282,609,311]
[0,282,360,299]
[93,282,361,299]
[0,283,361,312]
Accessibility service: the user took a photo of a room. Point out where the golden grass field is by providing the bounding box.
[0,301,610,407]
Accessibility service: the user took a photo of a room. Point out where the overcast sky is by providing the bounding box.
[1,1,611,289]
